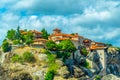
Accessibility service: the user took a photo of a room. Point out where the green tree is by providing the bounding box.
[106,43,112,47]
[24,31,34,45]
[94,75,101,80]
[46,40,58,51]
[41,28,49,39]
[58,40,76,60]
[6,29,16,40]
[20,34,26,43]
[2,41,11,52]
[15,26,21,40]
[59,40,76,52]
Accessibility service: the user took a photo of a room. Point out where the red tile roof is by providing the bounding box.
[49,33,83,38]
[30,30,42,34]
[83,39,92,43]
[21,32,27,35]
[90,42,107,50]
[90,46,107,50]
[53,28,61,31]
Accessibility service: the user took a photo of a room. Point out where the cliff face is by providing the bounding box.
[106,47,120,76]
[0,46,120,80]
[0,47,88,80]
[0,47,47,80]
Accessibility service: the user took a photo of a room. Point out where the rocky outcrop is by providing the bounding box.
[57,66,70,78]
[102,74,120,80]
[73,66,85,78]
[11,72,32,80]
[0,66,11,80]
[38,54,47,62]
[106,47,120,76]
[32,70,45,80]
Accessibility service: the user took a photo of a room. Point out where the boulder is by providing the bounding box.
[73,66,85,78]
[32,70,45,80]
[38,54,47,62]
[56,60,64,67]
[11,72,32,80]
[58,66,70,78]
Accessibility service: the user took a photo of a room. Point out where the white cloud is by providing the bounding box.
[104,28,120,40]
[13,0,34,10]
[0,0,120,46]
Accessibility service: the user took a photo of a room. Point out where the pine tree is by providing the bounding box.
[41,28,49,39]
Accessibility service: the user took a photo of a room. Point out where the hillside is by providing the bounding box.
[0,46,86,80]
[0,27,120,80]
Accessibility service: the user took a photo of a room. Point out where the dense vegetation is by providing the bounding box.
[11,52,35,63]
[7,29,16,40]
[44,50,59,80]
[46,40,57,51]
[24,31,34,45]
[46,40,76,61]
[23,52,35,63]
[2,40,11,52]
[6,26,34,45]
[11,54,23,63]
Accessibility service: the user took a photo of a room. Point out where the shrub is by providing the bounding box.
[23,52,35,63]
[45,70,55,80]
[61,52,71,62]
[47,54,56,63]
[13,39,20,45]
[56,51,63,58]
[82,61,91,68]
[56,51,71,61]
[81,48,88,56]
[44,50,51,55]
[11,54,23,63]
[94,75,101,80]
[2,41,11,52]
[25,39,33,45]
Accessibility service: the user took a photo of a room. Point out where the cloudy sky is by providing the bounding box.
[0,0,120,46]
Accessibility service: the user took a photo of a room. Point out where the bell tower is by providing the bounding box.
[53,28,61,34]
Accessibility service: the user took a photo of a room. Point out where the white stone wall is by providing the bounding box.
[96,49,106,69]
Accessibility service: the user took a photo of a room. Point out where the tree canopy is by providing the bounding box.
[15,26,21,40]
[58,40,76,53]
[6,29,16,40]
[2,40,11,52]
[24,31,34,45]
[41,28,49,39]
[46,40,57,51]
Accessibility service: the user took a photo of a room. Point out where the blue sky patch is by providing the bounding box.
[0,0,120,47]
